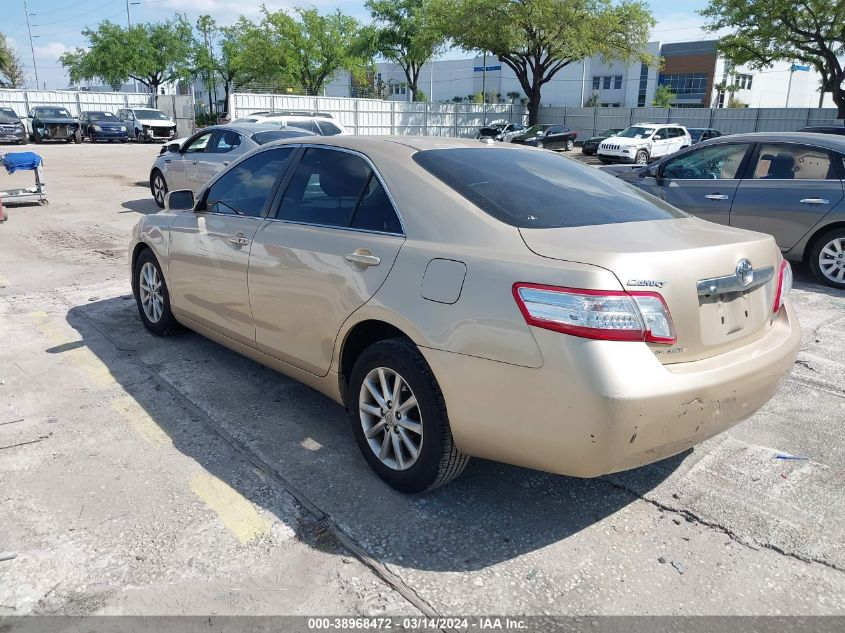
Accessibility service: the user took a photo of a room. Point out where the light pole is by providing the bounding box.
[126,0,140,92]
[23,0,39,88]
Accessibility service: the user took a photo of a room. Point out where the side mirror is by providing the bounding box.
[166,142,181,153]
[165,189,195,211]
[640,165,658,179]
[653,135,663,140]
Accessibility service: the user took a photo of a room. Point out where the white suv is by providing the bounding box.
[118,107,177,143]
[597,123,691,165]
[232,111,348,135]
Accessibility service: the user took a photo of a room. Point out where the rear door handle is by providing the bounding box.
[345,252,381,267]
[227,234,250,246]
[800,198,829,205]
[704,194,729,200]
[222,161,230,166]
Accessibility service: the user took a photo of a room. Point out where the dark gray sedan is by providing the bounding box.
[602,132,845,288]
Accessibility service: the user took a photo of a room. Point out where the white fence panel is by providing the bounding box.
[0,89,151,118]
[395,103,427,136]
[709,108,759,134]
[356,99,392,135]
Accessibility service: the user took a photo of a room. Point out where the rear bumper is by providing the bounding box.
[421,301,800,477]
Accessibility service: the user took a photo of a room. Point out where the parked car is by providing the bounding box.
[597,123,691,164]
[688,127,722,143]
[581,128,622,155]
[231,111,348,136]
[130,136,799,492]
[796,125,845,136]
[149,124,315,207]
[0,108,27,144]
[476,122,526,142]
[118,107,177,143]
[601,132,845,288]
[511,124,578,151]
[27,106,81,143]
[79,111,130,143]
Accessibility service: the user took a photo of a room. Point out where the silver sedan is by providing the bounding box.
[149,124,315,207]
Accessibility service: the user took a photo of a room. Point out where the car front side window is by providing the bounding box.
[662,144,749,180]
[183,132,213,154]
[202,148,295,217]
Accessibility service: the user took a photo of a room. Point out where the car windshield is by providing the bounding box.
[524,125,551,135]
[89,112,120,122]
[134,109,169,120]
[0,108,19,123]
[35,107,72,118]
[617,126,654,139]
[413,147,686,228]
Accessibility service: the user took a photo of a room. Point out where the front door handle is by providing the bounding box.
[227,233,250,246]
[704,194,729,200]
[345,251,381,267]
[800,198,829,205]
[222,160,230,166]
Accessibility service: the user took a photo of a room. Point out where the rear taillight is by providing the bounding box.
[772,260,793,314]
[513,283,676,344]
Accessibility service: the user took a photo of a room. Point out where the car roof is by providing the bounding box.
[698,131,845,151]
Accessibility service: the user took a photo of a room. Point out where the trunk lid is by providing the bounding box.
[520,218,781,364]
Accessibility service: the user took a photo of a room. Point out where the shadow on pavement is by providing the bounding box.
[67,296,682,573]
[120,198,160,215]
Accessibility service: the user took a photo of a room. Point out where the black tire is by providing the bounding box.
[635,149,649,165]
[582,148,593,156]
[150,169,167,208]
[121,138,128,143]
[136,130,144,143]
[132,249,180,336]
[74,129,82,143]
[809,227,845,289]
[565,138,574,151]
[33,132,42,144]
[347,338,469,493]
[599,158,611,164]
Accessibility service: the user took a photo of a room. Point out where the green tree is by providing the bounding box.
[0,33,26,88]
[702,0,845,118]
[506,90,521,103]
[652,84,676,108]
[713,78,739,107]
[584,92,599,107]
[195,15,219,115]
[60,17,195,97]
[433,0,655,124]
[367,0,445,102]
[243,8,370,95]
[727,93,747,108]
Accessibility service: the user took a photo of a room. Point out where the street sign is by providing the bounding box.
[791,64,811,72]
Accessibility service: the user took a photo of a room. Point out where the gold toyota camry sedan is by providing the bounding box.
[129,136,800,492]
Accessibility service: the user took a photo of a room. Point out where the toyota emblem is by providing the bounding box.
[736,259,754,286]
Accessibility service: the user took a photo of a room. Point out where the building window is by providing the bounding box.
[592,76,600,90]
[658,73,708,94]
[637,63,648,107]
[614,75,622,89]
[603,76,611,89]
[734,73,753,89]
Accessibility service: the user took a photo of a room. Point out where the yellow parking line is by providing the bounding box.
[27,310,115,388]
[111,394,171,445]
[189,473,272,544]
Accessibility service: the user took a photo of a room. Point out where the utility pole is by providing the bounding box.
[429,59,433,103]
[580,57,586,106]
[24,0,39,88]
[126,0,139,92]
[786,64,794,108]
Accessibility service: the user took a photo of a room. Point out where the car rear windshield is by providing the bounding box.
[252,130,312,144]
[412,148,687,228]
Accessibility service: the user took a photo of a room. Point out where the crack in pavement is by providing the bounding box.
[601,477,845,575]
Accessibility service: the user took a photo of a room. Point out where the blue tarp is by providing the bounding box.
[2,152,43,174]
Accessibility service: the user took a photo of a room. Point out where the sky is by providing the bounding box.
[2,0,718,90]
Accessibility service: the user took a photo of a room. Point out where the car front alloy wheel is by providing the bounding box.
[151,171,167,208]
[811,229,845,288]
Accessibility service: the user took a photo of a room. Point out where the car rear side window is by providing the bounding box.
[751,144,836,179]
[317,121,343,135]
[413,147,686,228]
[203,147,295,217]
[276,148,402,233]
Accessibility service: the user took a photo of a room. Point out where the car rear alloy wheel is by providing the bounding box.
[565,139,574,151]
[151,171,167,208]
[348,339,469,492]
[811,229,845,288]
[359,367,423,471]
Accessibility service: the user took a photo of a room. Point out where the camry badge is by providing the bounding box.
[736,259,754,286]
[627,279,666,289]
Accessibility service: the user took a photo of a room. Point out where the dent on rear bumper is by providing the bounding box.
[421,301,800,477]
